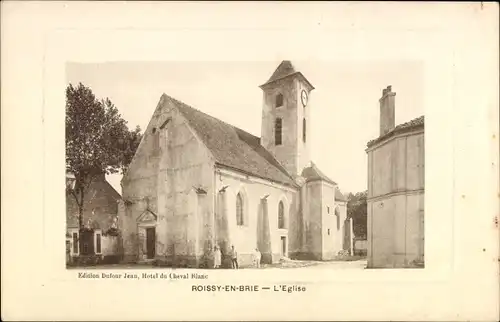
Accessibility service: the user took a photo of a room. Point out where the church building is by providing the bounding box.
[119,61,351,267]
[366,85,425,268]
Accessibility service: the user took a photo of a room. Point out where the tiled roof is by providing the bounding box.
[264,60,297,84]
[166,95,298,188]
[335,188,347,202]
[66,177,121,229]
[367,115,424,148]
[301,162,337,185]
[260,60,315,89]
[301,162,346,201]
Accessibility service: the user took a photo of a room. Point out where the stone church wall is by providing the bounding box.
[120,97,216,266]
[160,107,215,268]
[215,169,298,267]
[304,181,323,260]
[302,181,348,260]
[321,183,347,260]
[260,77,299,176]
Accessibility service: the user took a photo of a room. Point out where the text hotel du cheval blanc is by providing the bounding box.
[77,271,307,293]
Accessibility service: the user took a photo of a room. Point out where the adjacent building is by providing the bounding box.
[366,85,425,268]
[66,173,123,265]
[119,60,352,267]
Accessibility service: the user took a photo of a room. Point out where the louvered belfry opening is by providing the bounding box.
[275,118,282,145]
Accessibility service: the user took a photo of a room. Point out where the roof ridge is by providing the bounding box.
[162,93,297,187]
[312,162,337,185]
[163,93,261,140]
[335,187,347,202]
[367,115,424,147]
[302,161,337,185]
[104,180,122,199]
[266,60,297,83]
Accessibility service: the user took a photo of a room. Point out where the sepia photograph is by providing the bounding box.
[65,60,424,270]
[2,2,498,321]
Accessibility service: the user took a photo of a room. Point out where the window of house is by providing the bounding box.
[236,192,244,226]
[275,118,282,146]
[303,118,306,143]
[278,201,285,229]
[327,206,330,214]
[276,93,283,107]
[72,232,78,254]
[335,207,340,230]
[327,228,330,235]
[96,233,102,254]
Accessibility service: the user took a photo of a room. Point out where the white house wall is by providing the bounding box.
[367,130,425,268]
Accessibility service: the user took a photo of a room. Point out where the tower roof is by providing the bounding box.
[301,161,337,185]
[260,60,315,90]
[301,162,347,201]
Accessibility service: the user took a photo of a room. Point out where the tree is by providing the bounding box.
[66,83,142,236]
[121,125,142,174]
[347,190,367,239]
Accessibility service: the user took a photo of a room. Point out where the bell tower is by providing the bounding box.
[259,60,315,177]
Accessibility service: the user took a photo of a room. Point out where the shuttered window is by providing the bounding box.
[72,232,78,253]
[276,93,283,107]
[275,118,282,145]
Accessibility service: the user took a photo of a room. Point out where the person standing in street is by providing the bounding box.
[254,248,262,268]
[213,246,221,269]
[230,245,238,269]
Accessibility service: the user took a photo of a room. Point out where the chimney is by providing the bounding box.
[379,85,396,136]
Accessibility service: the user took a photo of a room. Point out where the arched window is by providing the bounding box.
[275,118,282,146]
[152,127,160,155]
[275,93,283,107]
[335,207,340,230]
[278,201,285,229]
[236,192,244,226]
[303,118,306,143]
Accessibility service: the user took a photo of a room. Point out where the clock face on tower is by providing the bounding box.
[301,90,308,107]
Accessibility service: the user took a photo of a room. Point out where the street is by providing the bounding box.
[267,259,367,270]
[68,259,367,270]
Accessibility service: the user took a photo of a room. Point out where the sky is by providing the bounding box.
[67,60,424,195]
